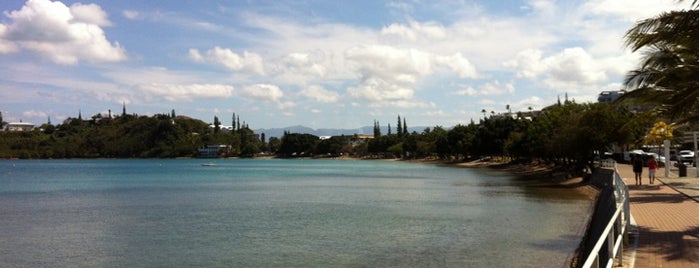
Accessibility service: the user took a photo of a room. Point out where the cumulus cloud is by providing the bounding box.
[0,0,126,64]
[381,20,447,41]
[300,85,339,103]
[272,52,328,83]
[139,83,234,102]
[70,3,111,26]
[452,81,515,96]
[347,77,414,102]
[453,86,477,96]
[122,10,140,20]
[479,81,515,96]
[434,53,478,78]
[346,44,432,84]
[240,84,284,102]
[22,109,49,119]
[188,47,265,75]
[506,47,609,92]
[344,45,432,103]
[582,0,692,21]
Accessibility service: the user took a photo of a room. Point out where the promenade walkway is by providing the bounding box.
[615,164,699,268]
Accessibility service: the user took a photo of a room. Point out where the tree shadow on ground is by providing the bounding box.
[629,192,688,204]
[636,225,699,263]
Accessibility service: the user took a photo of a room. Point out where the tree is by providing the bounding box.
[397,115,402,136]
[278,133,319,157]
[403,117,407,135]
[645,121,675,149]
[268,137,281,153]
[213,116,221,134]
[373,120,381,137]
[621,6,699,123]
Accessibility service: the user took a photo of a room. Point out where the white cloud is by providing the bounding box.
[240,84,284,101]
[0,0,126,64]
[453,86,477,96]
[434,52,478,78]
[381,20,447,41]
[479,81,515,96]
[189,47,265,75]
[373,100,431,108]
[70,3,111,26]
[122,10,140,20]
[22,109,49,119]
[507,47,610,92]
[273,52,328,83]
[139,83,234,102]
[347,77,414,102]
[345,45,433,103]
[300,85,339,103]
[453,81,515,96]
[582,0,692,21]
[345,45,432,84]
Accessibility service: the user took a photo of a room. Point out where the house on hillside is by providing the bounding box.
[598,90,625,103]
[6,122,34,131]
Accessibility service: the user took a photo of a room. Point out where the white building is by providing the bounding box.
[6,122,34,131]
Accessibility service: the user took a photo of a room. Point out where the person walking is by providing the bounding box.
[647,156,658,184]
[633,155,643,185]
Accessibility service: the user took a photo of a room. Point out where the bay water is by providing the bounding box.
[0,159,593,267]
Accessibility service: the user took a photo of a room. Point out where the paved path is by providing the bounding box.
[615,164,699,268]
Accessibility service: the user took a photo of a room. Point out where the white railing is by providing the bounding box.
[582,160,630,268]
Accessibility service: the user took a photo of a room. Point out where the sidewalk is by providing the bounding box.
[615,164,699,268]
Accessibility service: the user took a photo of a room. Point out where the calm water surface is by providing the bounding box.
[0,159,593,267]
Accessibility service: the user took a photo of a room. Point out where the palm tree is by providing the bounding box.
[621,5,699,123]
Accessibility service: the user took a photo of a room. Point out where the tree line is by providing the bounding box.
[276,100,665,173]
[0,111,267,159]
[1,99,692,174]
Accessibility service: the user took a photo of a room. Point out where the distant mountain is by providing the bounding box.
[255,125,430,138]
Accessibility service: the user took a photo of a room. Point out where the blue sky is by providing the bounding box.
[0,0,693,129]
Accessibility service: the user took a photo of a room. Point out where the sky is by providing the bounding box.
[0,0,694,129]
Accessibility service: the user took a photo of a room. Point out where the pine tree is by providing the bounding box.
[388,123,392,135]
[373,120,381,137]
[403,117,407,135]
[214,116,221,133]
[397,115,402,136]
[237,115,241,130]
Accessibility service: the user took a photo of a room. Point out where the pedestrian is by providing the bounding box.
[648,156,657,184]
[633,155,643,185]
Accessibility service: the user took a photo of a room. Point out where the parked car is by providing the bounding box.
[623,149,646,162]
[670,150,678,161]
[679,150,694,164]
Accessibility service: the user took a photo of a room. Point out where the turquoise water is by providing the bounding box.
[0,159,592,267]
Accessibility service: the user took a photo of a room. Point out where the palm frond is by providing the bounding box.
[625,10,699,52]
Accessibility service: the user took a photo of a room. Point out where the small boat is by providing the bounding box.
[201,162,217,167]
